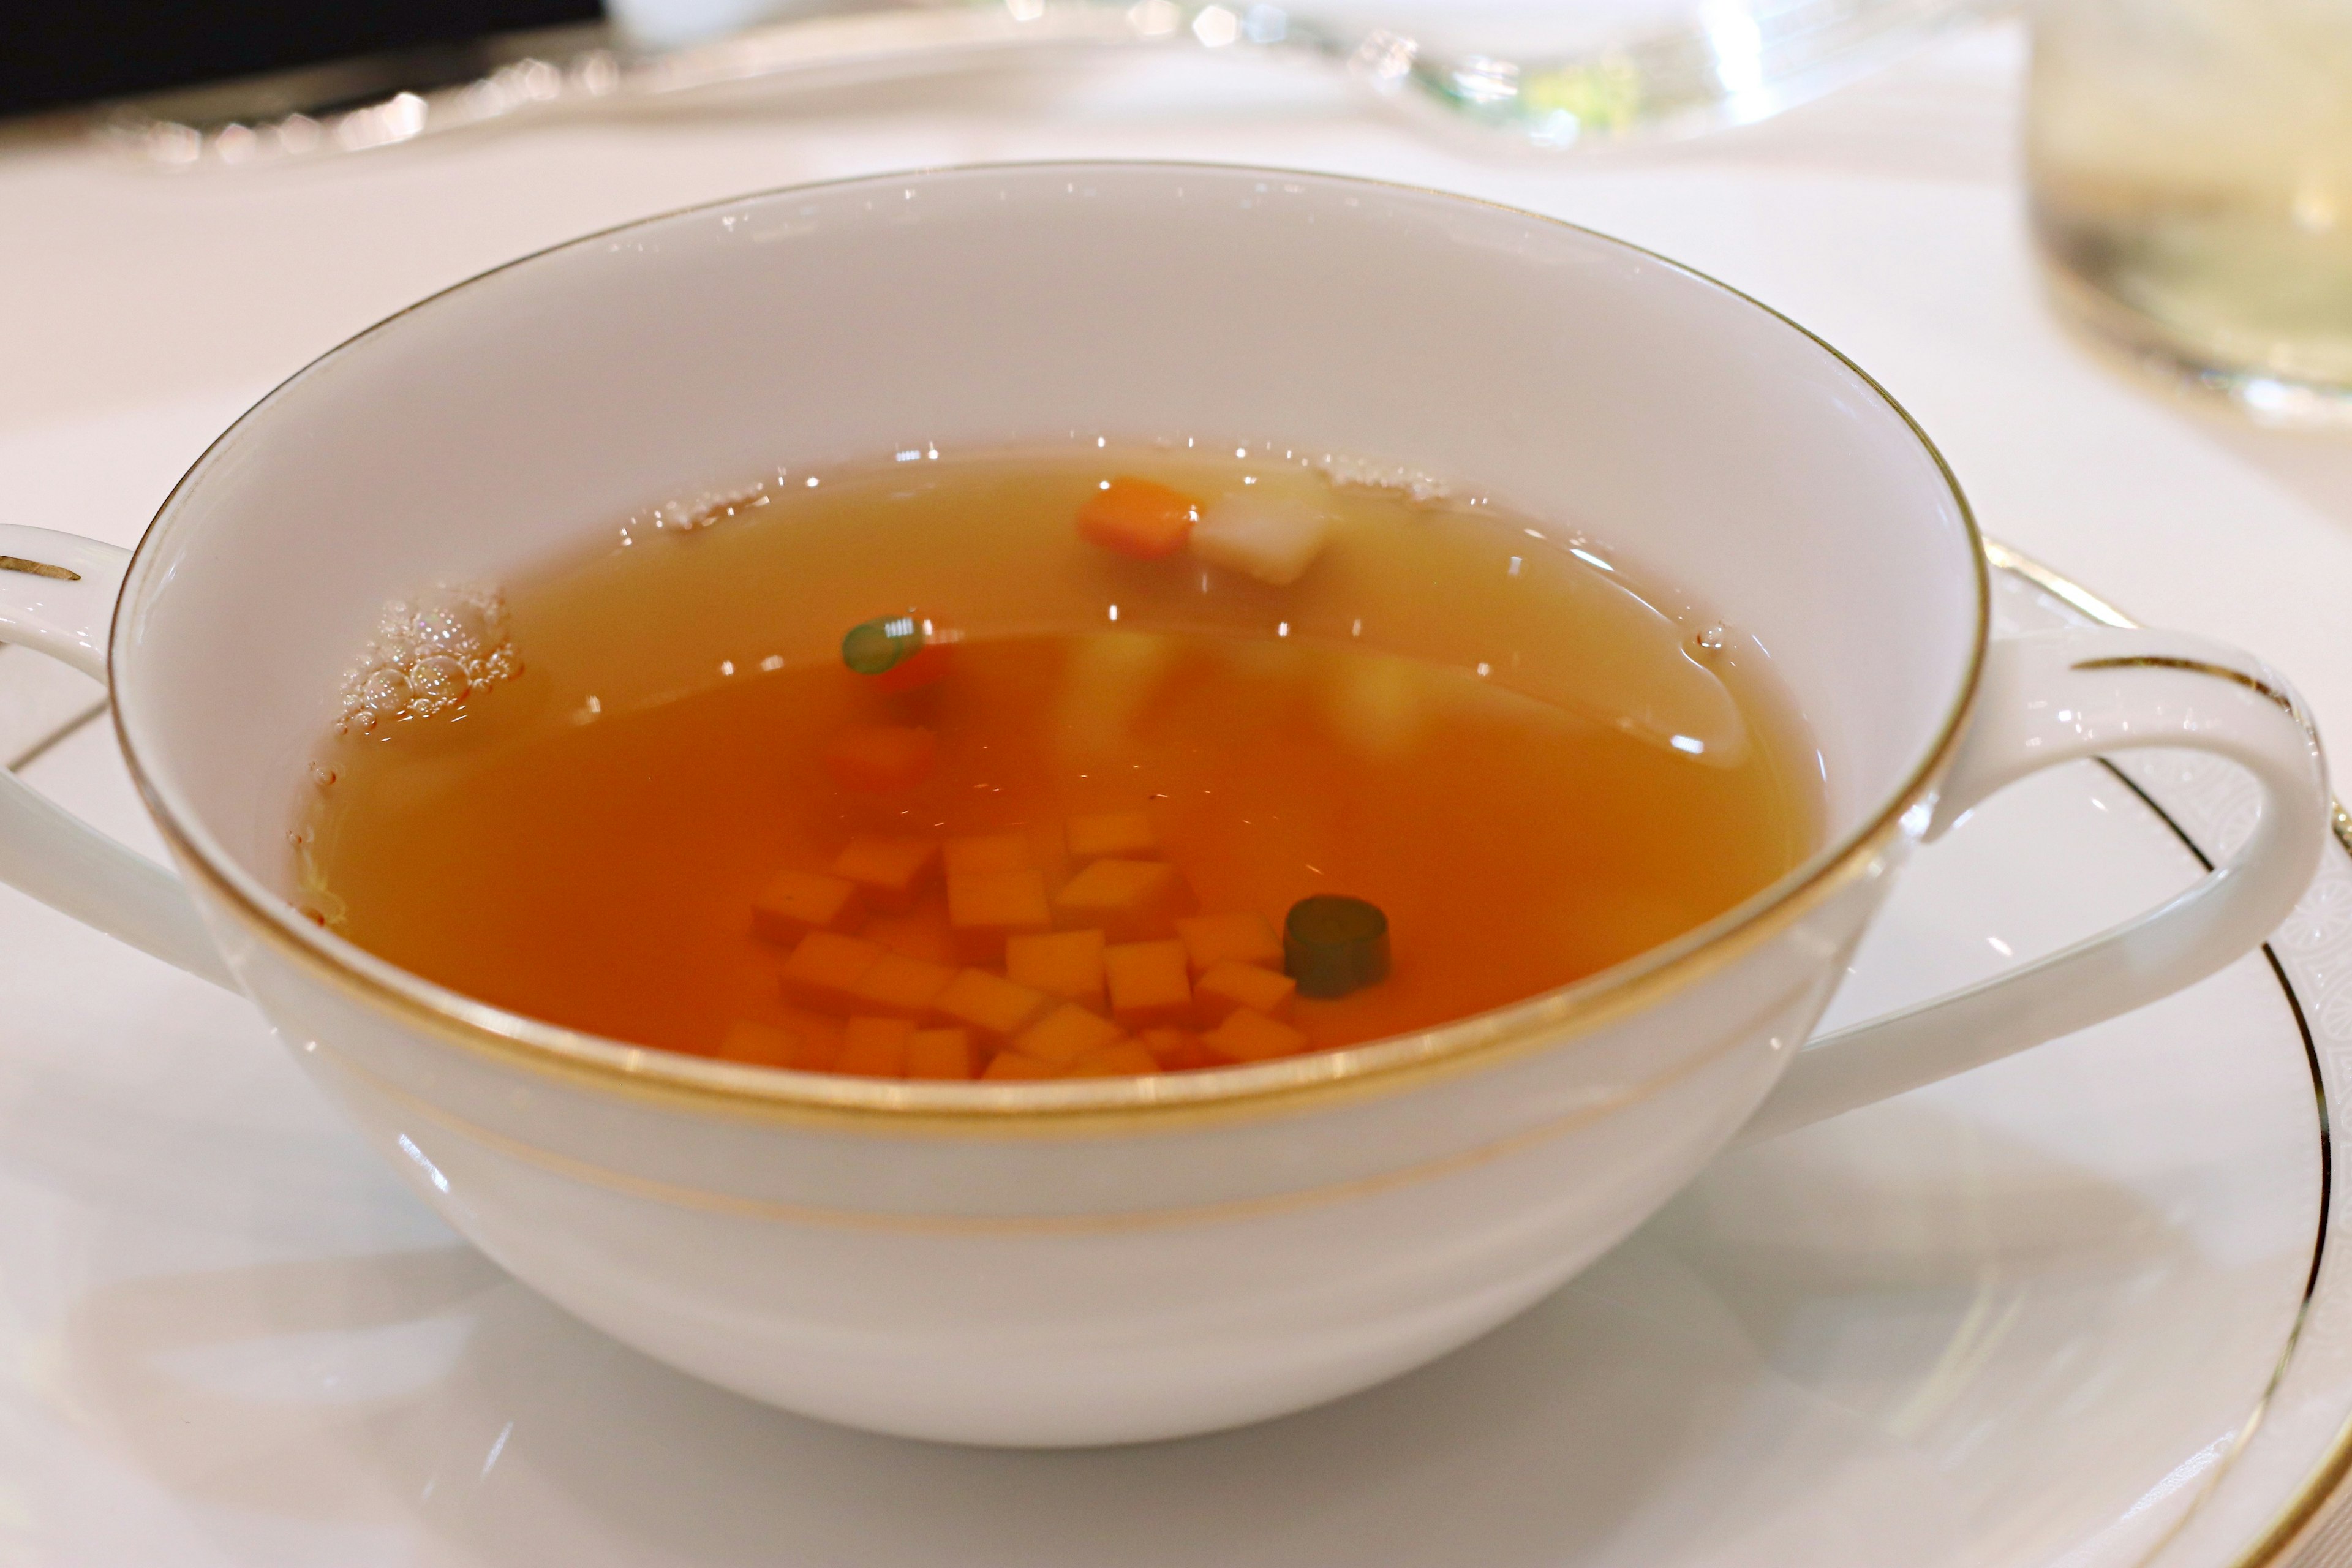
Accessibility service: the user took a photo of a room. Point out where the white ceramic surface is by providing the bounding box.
[0,164,2331,1446]
[2,548,2348,1564]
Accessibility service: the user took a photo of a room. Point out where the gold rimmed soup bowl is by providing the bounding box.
[0,164,2326,1444]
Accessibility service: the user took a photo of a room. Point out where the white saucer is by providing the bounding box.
[3,546,2348,1567]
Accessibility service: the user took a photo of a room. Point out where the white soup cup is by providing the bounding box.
[0,164,2329,1446]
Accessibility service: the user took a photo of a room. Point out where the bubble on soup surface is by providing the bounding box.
[408,655,470,712]
[331,582,518,733]
[1313,453,1453,503]
[361,668,412,714]
[655,483,766,533]
[410,600,487,654]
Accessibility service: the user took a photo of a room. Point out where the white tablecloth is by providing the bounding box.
[4,17,2352,1561]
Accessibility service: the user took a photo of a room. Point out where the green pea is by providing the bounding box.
[1284,895,1390,998]
[842,615,921,676]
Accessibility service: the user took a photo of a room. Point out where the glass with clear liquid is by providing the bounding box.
[2028,0,2352,422]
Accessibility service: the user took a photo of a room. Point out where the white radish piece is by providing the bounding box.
[1190,494,1333,586]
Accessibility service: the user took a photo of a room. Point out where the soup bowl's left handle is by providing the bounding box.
[0,526,238,988]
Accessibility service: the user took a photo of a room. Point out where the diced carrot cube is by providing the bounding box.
[930,968,1051,1042]
[948,867,1054,962]
[1054,858,1196,941]
[780,931,883,1013]
[1140,1027,1220,1072]
[1013,1004,1126,1067]
[944,832,1031,878]
[767,1004,847,1069]
[1065,1039,1163,1078]
[1202,1007,1310,1063]
[824,724,937,792]
[1174,912,1283,976]
[750,869,864,946]
[1077,477,1200,560]
[830,835,938,914]
[1193,960,1297,1025]
[907,1028,976,1081]
[848,951,954,1017]
[715,1020,801,1067]
[835,1016,914,1078]
[1104,939,1193,1028]
[788,1030,845,1072]
[982,1051,1058,1081]
[1006,928,1107,1006]
[862,905,959,966]
[1066,810,1157,862]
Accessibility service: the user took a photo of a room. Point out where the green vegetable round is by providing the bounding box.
[1284,895,1390,999]
[842,616,922,676]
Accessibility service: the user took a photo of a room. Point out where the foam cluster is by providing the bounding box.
[336,582,518,734]
[1313,453,1454,503]
[650,481,769,533]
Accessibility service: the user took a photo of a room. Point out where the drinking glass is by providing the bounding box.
[2028,0,2352,423]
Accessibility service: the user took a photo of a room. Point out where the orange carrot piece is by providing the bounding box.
[862,902,959,967]
[948,867,1054,963]
[830,835,939,914]
[1054,858,1196,941]
[1174,912,1283,976]
[824,724,937,792]
[1140,1027,1220,1072]
[715,1020,801,1068]
[1202,1006,1309,1063]
[930,968,1052,1043]
[1066,810,1158,862]
[750,869,865,946]
[943,832,1032,878]
[1077,477,1200,560]
[783,1018,845,1072]
[780,931,884,1013]
[1013,1004,1126,1068]
[1006,928,1107,1006]
[1065,1039,1163,1078]
[848,951,956,1019]
[907,1028,976,1081]
[835,1016,915,1078]
[1104,939,1193,1029]
[1193,960,1297,1025]
[982,1051,1058,1081]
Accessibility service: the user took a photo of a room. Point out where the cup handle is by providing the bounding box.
[1743,624,2331,1144]
[0,525,235,987]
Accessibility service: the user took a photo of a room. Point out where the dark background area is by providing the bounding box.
[0,0,606,119]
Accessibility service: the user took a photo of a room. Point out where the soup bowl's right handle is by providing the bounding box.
[1743,625,2331,1144]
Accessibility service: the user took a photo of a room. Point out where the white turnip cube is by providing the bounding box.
[1190,494,1332,586]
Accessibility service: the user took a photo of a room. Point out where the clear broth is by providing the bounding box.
[299,445,1819,1074]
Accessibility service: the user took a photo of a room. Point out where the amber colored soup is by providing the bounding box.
[297,445,1819,1080]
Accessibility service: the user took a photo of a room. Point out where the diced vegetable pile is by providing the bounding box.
[732,815,1368,1080]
